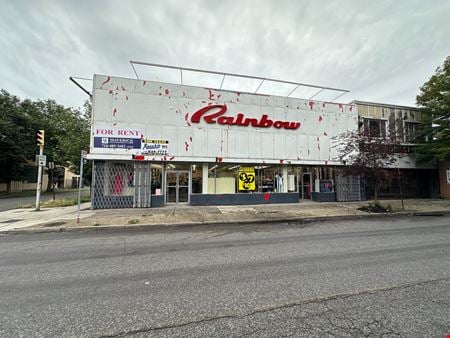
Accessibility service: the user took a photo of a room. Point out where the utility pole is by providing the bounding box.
[49,162,55,200]
[77,150,88,223]
[35,130,46,211]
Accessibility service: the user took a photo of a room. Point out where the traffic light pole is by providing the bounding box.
[35,146,43,211]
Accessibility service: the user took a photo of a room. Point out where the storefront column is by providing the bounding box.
[282,166,288,193]
[202,164,209,194]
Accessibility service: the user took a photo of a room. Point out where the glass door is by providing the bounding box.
[301,173,312,199]
[165,171,190,203]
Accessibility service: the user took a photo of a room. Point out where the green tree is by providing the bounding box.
[0,90,91,192]
[0,91,39,192]
[416,55,450,162]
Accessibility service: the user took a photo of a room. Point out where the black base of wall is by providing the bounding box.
[151,195,165,207]
[190,193,299,206]
[312,192,336,202]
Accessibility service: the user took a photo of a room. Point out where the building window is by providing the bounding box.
[404,122,422,143]
[363,119,386,138]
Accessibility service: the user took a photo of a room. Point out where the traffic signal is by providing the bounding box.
[37,130,45,148]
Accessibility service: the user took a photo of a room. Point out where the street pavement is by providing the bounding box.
[0,216,449,337]
[0,189,90,212]
[2,198,449,232]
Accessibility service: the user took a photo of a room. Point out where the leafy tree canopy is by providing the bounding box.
[416,55,450,162]
[0,90,91,190]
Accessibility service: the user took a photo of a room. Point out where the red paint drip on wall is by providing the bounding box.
[165,89,170,95]
[108,90,113,95]
[309,101,315,110]
[189,136,192,142]
[208,90,215,100]
[184,112,192,126]
[319,115,323,122]
[169,156,175,161]
[322,103,326,108]
[338,104,343,112]
[182,91,186,97]
[185,142,189,151]
[125,95,128,100]
[112,108,117,116]
[349,106,353,112]
[263,193,270,201]
[100,76,111,88]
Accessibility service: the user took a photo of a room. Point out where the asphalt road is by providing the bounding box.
[0,216,449,337]
[0,189,90,211]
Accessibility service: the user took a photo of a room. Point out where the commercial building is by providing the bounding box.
[86,66,437,209]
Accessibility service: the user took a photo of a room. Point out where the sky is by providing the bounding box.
[0,0,449,109]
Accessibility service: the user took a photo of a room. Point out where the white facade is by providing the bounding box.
[89,75,357,164]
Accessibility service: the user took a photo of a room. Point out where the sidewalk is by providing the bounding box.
[1,199,449,233]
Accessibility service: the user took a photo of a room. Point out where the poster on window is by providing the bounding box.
[141,139,169,155]
[238,167,256,191]
[446,169,450,185]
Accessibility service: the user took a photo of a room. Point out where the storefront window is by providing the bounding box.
[287,167,298,192]
[104,162,134,196]
[208,164,238,194]
[151,164,162,195]
[255,166,284,193]
[191,163,202,194]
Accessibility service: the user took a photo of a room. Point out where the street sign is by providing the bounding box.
[38,155,47,166]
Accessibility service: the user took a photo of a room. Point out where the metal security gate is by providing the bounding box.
[335,173,364,202]
[134,162,151,208]
[91,161,152,209]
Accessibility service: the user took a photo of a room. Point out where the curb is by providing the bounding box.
[3,209,450,235]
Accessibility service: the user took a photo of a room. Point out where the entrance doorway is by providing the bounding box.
[300,173,312,199]
[134,162,151,207]
[165,171,190,203]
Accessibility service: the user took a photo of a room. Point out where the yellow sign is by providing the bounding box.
[238,167,256,191]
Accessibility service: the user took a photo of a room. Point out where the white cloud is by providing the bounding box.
[0,0,449,108]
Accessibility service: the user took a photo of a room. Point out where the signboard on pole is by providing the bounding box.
[38,155,46,166]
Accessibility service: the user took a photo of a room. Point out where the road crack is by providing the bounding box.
[100,276,449,337]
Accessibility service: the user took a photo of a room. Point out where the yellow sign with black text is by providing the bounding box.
[238,167,256,191]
